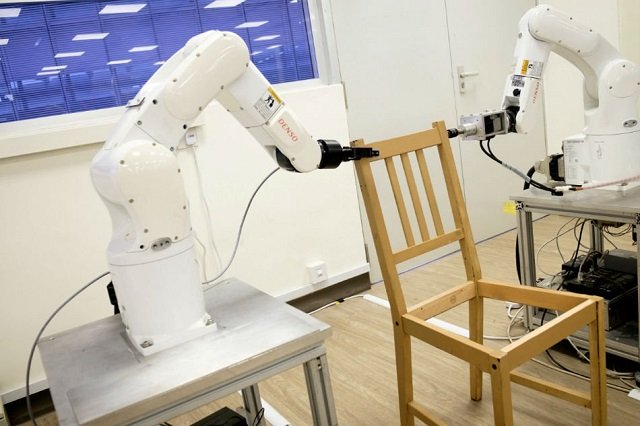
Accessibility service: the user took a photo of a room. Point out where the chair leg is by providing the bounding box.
[489,359,513,426]
[394,327,415,426]
[588,299,607,425]
[468,295,484,401]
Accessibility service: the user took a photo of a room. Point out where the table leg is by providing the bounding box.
[589,220,604,254]
[241,384,264,425]
[516,206,536,329]
[303,354,338,426]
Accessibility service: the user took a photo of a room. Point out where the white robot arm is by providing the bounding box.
[90,31,377,355]
[456,4,640,188]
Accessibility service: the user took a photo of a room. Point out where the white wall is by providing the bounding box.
[619,0,640,64]
[0,83,367,400]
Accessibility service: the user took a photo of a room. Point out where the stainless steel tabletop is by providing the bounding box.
[38,278,331,425]
[510,186,640,219]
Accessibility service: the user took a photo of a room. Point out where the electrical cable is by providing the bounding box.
[528,357,631,393]
[203,168,280,288]
[566,336,590,363]
[514,166,539,284]
[191,145,224,278]
[619,377,639,390]
[479,139,557,193]
[573,219,591,252]
[567,220,587,274]
[506,302,520,320]
[573,172,640,190]
[540,310,577,372]
[541,309,633,378]
[601,232,619,249]
[25,271,110,426]
[535,218,579,277]
[252,407,265,426]
[603,223,632,238]
[506,305,526,343]
[309,295,366,315]
[555,218,580,264]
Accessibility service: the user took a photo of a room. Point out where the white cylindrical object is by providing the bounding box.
[109,237,214,355]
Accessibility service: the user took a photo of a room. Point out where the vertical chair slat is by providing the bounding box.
[433,121,482,281]
[415,149,445,236]
[351,139,409,316]
[400,153,430,242]
[385,157,415,247]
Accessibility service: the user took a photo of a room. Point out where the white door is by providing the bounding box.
[329,0,460,282]
[330,0,546,282]
[446,0,546,243]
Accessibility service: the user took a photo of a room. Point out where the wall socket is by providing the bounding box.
[306,261,328,284]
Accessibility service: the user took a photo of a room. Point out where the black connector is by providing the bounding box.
[505,106,519,133]
[276,141,380,172]
[341,146,380,161]
[447,128,460,138]
[318,139,379,169]
[106,282,120,315]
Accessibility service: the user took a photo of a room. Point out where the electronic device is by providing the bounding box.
[561,250,638,330]
[457,110,509,141]
[192,407,248,426]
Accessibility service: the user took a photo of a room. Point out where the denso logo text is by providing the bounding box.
[278,118,299,142]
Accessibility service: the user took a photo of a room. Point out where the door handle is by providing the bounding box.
[457,65,479,93]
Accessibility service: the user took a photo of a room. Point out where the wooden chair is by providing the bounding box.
[352,121,607,425]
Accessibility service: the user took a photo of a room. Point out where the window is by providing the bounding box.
[0,0,320,123]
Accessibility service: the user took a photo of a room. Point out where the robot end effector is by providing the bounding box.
[275,140,379,172]
[447,110,512,141]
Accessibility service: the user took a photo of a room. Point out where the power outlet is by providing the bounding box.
[306,261,328,284]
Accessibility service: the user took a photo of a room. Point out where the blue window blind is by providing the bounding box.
[0,0,318,123]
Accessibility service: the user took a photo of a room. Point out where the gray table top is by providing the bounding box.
[38,278,331,425]
[510,187,640,218]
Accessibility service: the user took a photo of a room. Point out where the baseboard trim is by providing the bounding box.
[1,379,48,405]
[277,263,370,302]
[287,272,371,313]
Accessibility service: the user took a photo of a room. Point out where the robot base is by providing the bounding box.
[109,238,216,356]
[128,314,217,356]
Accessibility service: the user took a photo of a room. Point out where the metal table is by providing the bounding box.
[511,187,640,362]
[38,278,337,425]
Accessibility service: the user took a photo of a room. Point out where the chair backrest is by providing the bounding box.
[353,121,482,317]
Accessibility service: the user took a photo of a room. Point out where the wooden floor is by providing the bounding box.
[23,215,640,425]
